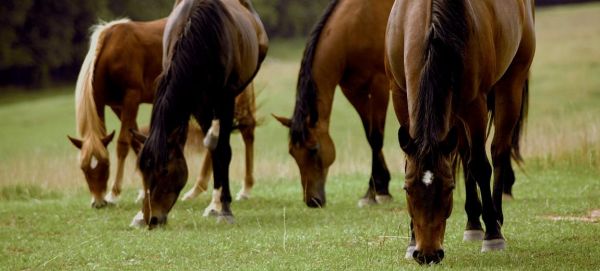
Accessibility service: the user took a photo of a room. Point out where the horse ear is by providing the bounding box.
[130,129,148,145]
[102,130,115,147]
[441,126,458,154]
[272,114,291,128]
[398,126,415,155]
[67,135,83,149]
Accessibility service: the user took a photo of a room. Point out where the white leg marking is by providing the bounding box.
[235,186,251,201]
[203,188,223,217]
[129,211,145,228]
[463,230,485,241]
[482,239,506,252]
[375,195,393,204]
[104,191,119,204]
[134,189,144,203]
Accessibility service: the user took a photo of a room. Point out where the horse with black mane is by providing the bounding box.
[68,7,258,208]
[274,0,395,208]
[386,0,535,264]
[131,0,268,228]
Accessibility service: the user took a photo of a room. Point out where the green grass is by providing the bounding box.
[1,3,600,270]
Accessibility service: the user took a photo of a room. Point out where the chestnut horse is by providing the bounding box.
[386,0,535,264]
[132,0,267,228]
[274,0,395,208]
[68,14,257,208]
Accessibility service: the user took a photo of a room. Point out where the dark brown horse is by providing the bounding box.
[386,0,535,264]
[133,0,267,228]
[274,0,395,208]
[68,14,258,208]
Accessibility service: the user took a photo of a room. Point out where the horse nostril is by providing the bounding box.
[436,249,445,261]
[149,216,158,226]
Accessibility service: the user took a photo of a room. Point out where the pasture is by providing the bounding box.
[1,3,599,270]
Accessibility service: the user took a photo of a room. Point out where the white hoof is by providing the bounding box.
[482,239,506,252]
[357,197,377,208]
[216,215,235,224]
[203,202,222,217]
[405,245,416,259]
[104,192,120,204]
[134,189,144,203]
[129,211,145,228]
[182,189,202,201]
[235,189,251,201]
[375,195,393,204]
[463,230,485,241]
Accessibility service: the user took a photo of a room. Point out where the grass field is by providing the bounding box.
[1,3,600,270]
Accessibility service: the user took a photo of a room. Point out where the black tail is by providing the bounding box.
[141,0,232,169]
[290,0,339,145]
[414,0,468,159]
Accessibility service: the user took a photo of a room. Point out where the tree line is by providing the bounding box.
[0,0,329,88]
[0,0,596,88]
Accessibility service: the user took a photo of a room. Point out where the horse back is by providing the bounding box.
[94,18,166,104]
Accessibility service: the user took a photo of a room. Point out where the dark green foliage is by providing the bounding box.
[0,0,331,88]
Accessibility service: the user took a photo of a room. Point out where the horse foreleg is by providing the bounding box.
[106,95,140,204]
[182,151,212,201]
[236,123,255,201]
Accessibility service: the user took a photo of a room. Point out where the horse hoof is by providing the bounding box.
[463,230,484,241]
[357,197,377,208]
[502,193,514,201]
[375,195,393,204]
[216,214,235,224]
[236,192,250,201]
[182,190,201,201]
[104,192,120,204]
[91,199,108,209]
[129,211,145,228]
[405,245,416,259]
[482,239,506,252]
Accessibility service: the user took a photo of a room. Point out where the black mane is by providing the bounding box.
[414,0,468,160]
[290,0,339,145]
[140,0,233,170]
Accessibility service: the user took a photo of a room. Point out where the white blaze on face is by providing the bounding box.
[90,155,98,169]
[423,170,434,187]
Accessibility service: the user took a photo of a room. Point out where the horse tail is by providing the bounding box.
[290,0,339,144]
[511,78,529,163]
[415,0,468,158]
[74,18,131,137]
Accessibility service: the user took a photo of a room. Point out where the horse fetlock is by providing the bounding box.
[181,187,205,201]
[104,191,120,204]
[235,187,252,201]
[375,194,393,204]
[463,229,485,241]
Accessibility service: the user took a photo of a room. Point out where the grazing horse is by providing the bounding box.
[274,0,395,208]
[386,0,535,264]
[133,0,268,228]
[68,14,258,208]
[68,18,166,208]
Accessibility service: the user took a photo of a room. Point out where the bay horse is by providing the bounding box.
[274,0,395,208]
[133,0,268,228]
[68,13,258,208]
[386,0,535,264]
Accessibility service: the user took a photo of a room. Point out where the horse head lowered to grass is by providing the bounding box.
[133,0,267,229]
[386,0,535,264]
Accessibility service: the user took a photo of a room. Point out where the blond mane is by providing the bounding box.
[74,19,131,156]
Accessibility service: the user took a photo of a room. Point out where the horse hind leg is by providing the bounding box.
[236,122,255,201]
[343,77,392,207]
[182,151,212,201]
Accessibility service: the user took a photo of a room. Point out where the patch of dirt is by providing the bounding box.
[544,209,600,223]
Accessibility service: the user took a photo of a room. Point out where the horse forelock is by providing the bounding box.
[414,0,467,162]
[290,0,339,145]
